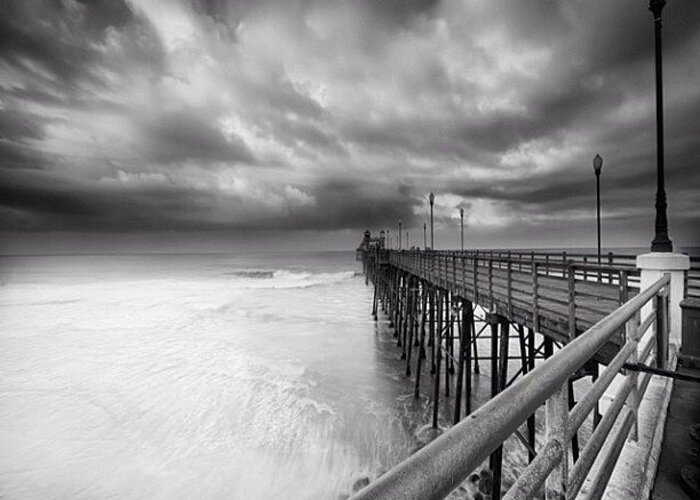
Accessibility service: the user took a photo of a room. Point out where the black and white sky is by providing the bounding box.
[1,0,699,253]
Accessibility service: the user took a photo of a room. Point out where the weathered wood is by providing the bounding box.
[545,382,568,500]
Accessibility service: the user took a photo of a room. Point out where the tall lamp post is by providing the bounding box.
[593,154,603,264]
[423,222,427,250]
[649,0,673,252]
[398,220,402,250]
[429,192,435,250]
[460,207,464,251]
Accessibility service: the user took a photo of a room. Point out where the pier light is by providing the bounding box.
[429,193,435,250]
[593,154,603,264]
[593,154,603,175]
[423,222,427,250]
[649,0,672,252]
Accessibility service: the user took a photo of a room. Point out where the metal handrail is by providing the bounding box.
[349,273,670,500]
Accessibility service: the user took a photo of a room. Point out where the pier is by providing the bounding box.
[353,238,698,500]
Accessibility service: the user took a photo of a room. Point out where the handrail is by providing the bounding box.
[349,273,670,500]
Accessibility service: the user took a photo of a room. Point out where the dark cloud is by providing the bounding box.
[0,0,699,250]
[138,110,254,164]
[0,0,134,86]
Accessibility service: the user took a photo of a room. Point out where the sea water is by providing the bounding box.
[0,251,550,499]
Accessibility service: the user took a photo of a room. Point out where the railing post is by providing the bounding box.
[656,291,669,369]
[507,259,513,318]
[532,262,540,332]
[619,271,629,305]
[625,312,640,441]
[568,263,576,339]
[545,382,568,500]
[452,252,457,288]
[562,252,567,278]
[488,259,494,310]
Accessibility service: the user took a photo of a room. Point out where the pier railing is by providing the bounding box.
[350,272,670,500]
[380,249,639,349]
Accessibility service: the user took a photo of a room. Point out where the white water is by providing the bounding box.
[0,253,434,499]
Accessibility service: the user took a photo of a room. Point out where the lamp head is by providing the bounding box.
[593,154,603,174]
[429,192,435,204]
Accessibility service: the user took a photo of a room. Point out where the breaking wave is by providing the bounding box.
[225,270,276,279]
[229,269,358,290]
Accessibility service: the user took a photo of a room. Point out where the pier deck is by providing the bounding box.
[369,249,641,363]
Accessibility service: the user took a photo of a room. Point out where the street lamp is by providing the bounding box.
[406,231,409,249]
[649,0,673,252]
[460,207,464,252]
[398,220,402,250]
[593,154,603,264]
[423,222,427,250]
[429,192,435,250]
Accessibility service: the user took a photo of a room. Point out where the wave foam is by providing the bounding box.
[234,270,356,290]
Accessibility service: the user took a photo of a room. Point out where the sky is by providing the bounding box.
[1,0,699,254]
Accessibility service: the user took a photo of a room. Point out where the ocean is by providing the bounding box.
[0,250,610,499]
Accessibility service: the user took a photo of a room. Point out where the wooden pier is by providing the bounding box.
[353,245,680,500]
[355,245,685,500]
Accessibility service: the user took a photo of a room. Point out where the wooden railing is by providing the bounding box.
[349,273,671,500]
[378,249,639,350]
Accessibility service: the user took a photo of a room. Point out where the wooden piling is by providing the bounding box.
[414,282,428,397]
[527,327,536,462]
[405,277,415,373]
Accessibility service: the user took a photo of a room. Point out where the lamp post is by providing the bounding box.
[429,192,435,250]
[649,0,673,252]
[406,231,409,250]
[460,207,464,252]
[593,154,603,264]
[423,222,427,250]
[398,220,402,250]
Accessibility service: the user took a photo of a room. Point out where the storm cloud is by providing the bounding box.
[1,0,699,251]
